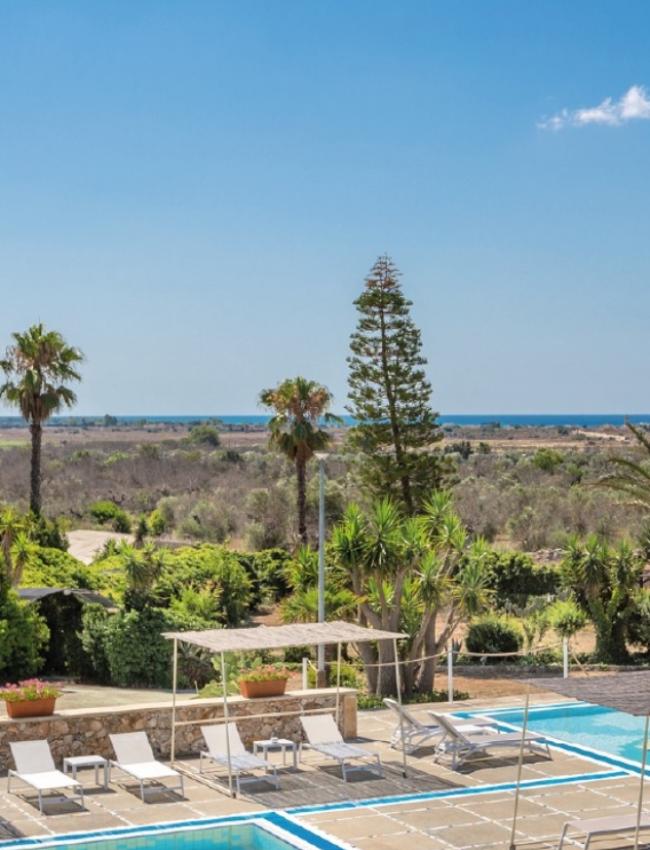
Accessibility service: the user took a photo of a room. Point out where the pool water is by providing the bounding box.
[49,825,296,850]
[490,703,647,766]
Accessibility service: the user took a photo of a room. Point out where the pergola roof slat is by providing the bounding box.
[163,620,406,654]
[525,671,650,716]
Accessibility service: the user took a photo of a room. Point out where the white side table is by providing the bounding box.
[253,738,298,769]
[63,755,109,788]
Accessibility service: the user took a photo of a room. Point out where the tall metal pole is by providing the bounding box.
[220,651,233,797]
[170,638,178,764]
[509,688,530,850]
[634,714,649,850]
[335,641,342,728]
[316,453,327,687]
[393,637,408,778]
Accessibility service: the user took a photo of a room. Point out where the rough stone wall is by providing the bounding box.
[0,688,357,767]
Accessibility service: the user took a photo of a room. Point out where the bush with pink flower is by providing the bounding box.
[0,679,63,703]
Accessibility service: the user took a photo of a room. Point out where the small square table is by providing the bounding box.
[63,754,109,788]
[253,738,298,769]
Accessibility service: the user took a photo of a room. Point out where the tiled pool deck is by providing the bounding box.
[0,696,646,850]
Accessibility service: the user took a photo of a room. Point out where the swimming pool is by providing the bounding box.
[470,702,647,771]
[48,824,293,850]
[1,814,351,850]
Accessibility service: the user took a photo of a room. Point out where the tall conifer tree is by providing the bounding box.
[347,256,448,513]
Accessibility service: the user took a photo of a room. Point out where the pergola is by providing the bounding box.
[164,621,407,796]
[508,672,650,850]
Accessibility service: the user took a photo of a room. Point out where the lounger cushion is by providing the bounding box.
[206,752,268,771]
[118,761,179,780]
[14,770,80,791]
[311,742,374,760]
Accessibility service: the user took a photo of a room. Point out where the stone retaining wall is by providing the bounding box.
[0,688,357,767]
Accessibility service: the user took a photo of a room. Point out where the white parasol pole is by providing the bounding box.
[635,713,649,850]
[509,688,530,850]
[220,651,233,796]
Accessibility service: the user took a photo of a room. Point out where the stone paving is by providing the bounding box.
[0,698,646,850]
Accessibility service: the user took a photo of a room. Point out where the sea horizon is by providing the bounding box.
[1,413,650,428]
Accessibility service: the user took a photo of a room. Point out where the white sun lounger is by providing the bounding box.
[300,714,383,780]
[559,813,650,850]
[383,699,496,753]
[200,723,279,795]
[8,740,84,814]
[109,732,184,801]
[430,711,550,769]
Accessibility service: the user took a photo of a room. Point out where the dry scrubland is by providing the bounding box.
[0,421,643,554]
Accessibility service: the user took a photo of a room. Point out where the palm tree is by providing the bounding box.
[0,324,83,515]
[597,421,650,509]
[259,377,340,545]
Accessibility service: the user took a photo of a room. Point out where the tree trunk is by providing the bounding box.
[296,458,307,545]
[417,624,438,694]
[375,639,398,696]
[30,422,42,515]
[595,622,629,664]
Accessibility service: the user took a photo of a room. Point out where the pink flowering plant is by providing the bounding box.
[0,679,63,703]
[238,666,290,684]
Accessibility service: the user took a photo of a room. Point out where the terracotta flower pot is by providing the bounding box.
[5,697,57,719]
[239,678,288,699]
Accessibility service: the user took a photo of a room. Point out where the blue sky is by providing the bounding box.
[1,1,649,415]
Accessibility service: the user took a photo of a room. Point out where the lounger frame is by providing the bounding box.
[199,724,279,795]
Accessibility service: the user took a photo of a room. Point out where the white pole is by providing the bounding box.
[220,651,233,797]
[170,638,178,764]
[393,637,408,778]
[302,656,309,690]
[634,714,649,850]
[317,455,326,683]
[509,689,530,850]
[562,638,569,679]
[335,642,342,728]
[447,644,454,703]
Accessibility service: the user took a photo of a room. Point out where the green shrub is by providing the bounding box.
[22,547,96,589]
[0,588,49,680]
[186,424,221,447]
[465,614,523,661]
[307,661,362,689]
[148,509,167,536]
[112,510,132,533]
[89,500,122,524]
[81,606,212,688]
[79,604,113,683]
[532,448,564,473]
[627,590,650,650]
[28,515,69,550]
[547,599,587,638]
[235,548,291,604]
[485,551,559,608]
[150,545,252,626]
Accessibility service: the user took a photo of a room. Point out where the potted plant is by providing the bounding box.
[238,666,290,699]
[0,679,63,719]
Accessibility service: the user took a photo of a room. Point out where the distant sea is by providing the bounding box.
[1,414,649,428]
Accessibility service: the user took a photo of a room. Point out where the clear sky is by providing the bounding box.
[1,1,649,415]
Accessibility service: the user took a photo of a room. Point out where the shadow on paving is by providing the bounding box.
[243,759,461,809]
[0,820,21,841]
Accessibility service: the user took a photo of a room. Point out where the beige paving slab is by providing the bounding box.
[436,820,512,846]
